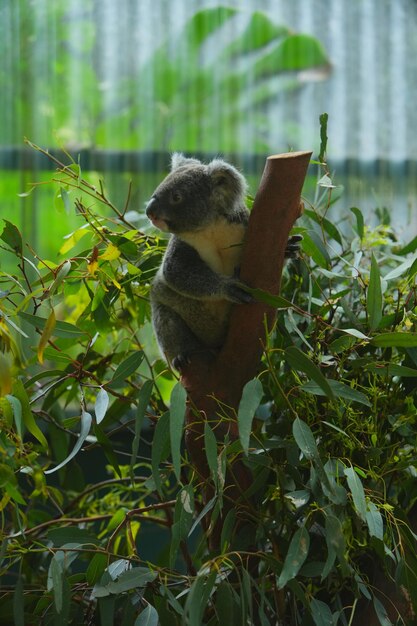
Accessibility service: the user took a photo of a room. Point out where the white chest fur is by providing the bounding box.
[180,219,246,276]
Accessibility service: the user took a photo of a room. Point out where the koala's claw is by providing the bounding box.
[285,234,303,259]
[225,280,254,304]
[172,353,191,371]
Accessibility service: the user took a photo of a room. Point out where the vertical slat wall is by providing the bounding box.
[0,0,416,249]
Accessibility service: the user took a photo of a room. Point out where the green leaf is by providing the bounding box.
[131,380,153,473]
[86,553,108,586]
[95,387,109,425]
[37,308,56,364]
[13,573,25,626]
[367,254,383,331]
[384,254,417,281]
[151,411,170,496]
[395,234,417,255]
[204,422,218,479]
[98,597,116,626]
[49,557,63,614]
[323,515,346,575]
[302,231,330,267]
[304,208,343,245]
[47,527,98,546]
[6,394,23,439]
[344,466,367,522]
[238,378,263,455]
[134,604,159,626]
[18,311,89,339]
[170,485,194,567]
[45,409,92,474]
[373,596,393,626]
[94,567,157,597]
[310,598,333,626]
[285,346,334,399]
[248,288,294,309]
[350,207,364,238]
[1,220,22,253]
[366,501,384,540]
[220,508,236,552]
[301,379,371,407]
[12,379,48,448]
[182,7,237,58]
[94,424,121,478]
[110,351,144,385]
[215,583,235,626]
[224,11,288,56]
[366,363,417,377]
[169,383,187,481]
[188,496,216,538]
[184,570,217,626]
[278,526,310,588]
[292,417,320,462]
[339,328,370,340]
[254,33,328,77]
[372,332,417,348]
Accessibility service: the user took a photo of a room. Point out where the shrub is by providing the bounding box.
[0,143,416,625]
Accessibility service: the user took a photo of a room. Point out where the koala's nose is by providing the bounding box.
[145,196,157,217]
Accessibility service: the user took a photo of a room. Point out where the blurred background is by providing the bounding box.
[1,0,416,258]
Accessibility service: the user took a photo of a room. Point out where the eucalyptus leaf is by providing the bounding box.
[134,604,159,626]
[95,387,109,424]
[384,254,417,280]
[350,207,364,238]
[373,596,393,626]
[94,567,157,597]
[344,466,367,522]
[365,501,384,540]
[151,411,170,496]
[13,573,25,626]
[45,409,92,474]
[292,417,320,461]
[110,351,144,384]
[310,598,334,626]
[367,254,383,331]
[169,382,187,481]
[204,422,218,479]
[131,379,153,472]
[278,526,310,589]
[6,394,23,439]
[238,378,263,455]
[49,557,63,614]
[372,332,417,348]
[285,346,334,399]
[301,379,371,407]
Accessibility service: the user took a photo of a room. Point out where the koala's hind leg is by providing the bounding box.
[152,303,208,370]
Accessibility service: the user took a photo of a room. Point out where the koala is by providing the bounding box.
[146,153,300,370]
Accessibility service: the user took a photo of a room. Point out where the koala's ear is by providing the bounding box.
[206,159,247,195]
[171,153,201,171]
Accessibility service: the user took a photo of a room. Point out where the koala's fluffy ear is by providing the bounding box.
[171,153,202,171]
[206,159,248,197]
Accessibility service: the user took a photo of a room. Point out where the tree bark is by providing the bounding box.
[181,151,312,534]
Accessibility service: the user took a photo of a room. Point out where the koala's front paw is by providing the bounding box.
[224,278,254,304]
[285,234,303,259]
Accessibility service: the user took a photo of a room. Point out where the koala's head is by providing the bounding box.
[145,153,248,234]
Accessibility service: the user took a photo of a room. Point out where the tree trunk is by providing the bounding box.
[181,151,312,544]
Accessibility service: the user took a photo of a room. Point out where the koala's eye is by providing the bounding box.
[171,191,182,204]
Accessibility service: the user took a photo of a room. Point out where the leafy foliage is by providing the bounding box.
[0,140,417,625]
